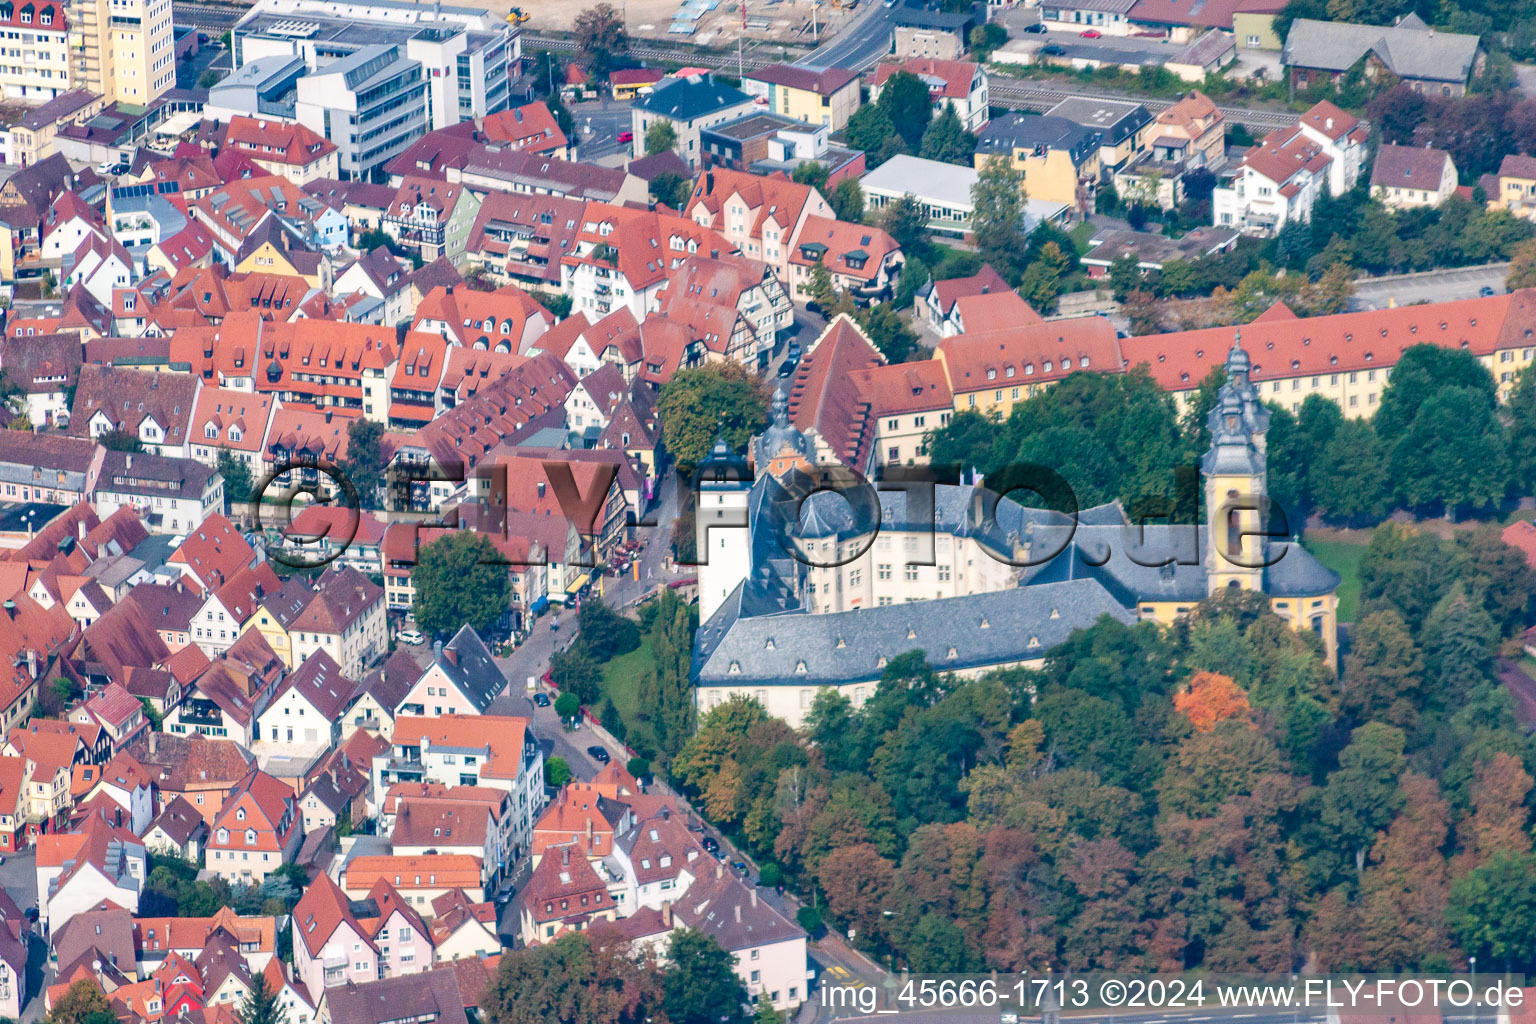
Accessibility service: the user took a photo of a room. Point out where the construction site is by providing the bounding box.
[513,0,861,46]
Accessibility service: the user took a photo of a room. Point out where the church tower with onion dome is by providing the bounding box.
[1203,332,1271,595]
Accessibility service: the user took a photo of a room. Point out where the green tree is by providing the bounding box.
[1107,253,1143,301]
[484,930,660,1024]
[550,646,602,705]
[412,532,511,640]
[577,600,640,661]
[546,755,573,787]
[657,363,768,472]
[635,589,697,765]
[1321,722,1407,874]
[1389,384,1508,515]
[573,3,628,76]
[1341,610,1423,729]
[217,448,254,512]
[47,981,114,1024]
[858,304,917,364]
[877,71,933,152]
[644,119,677,156]
[342,417,386,509]
[1420,582,1498,704]
[790,160,830,196]
[661,930,750,1024]
[1447,850,1536,972]
[1507,365,1536,495]
[845,104,899,161]
[1509,239,1536,290]
[880,193,928,260]
[554,690,582,721]
[971,157,1027,283]
[650,171,692,210]
[830,177,865,223]
[236,968,287,1024]
[98,428,145,453]
[918,103,976,166]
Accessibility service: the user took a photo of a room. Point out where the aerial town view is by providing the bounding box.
[1,0,1536,1018]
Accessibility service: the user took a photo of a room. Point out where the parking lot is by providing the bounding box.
[1000,26,1195,67]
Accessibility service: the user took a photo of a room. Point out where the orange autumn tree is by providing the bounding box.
[1173,671,1251,732]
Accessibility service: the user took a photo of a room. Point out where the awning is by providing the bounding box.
[565,573,591,594]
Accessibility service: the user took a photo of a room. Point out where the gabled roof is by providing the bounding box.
[325,967,468,1024]
[873,58,979,100]
[1370,143,1452,191]
[481,102,569,155]
[746,64,860,96]
[1284,16,1480,84]
[270,649,358,719]
[222,116,337,167]
[519,843,606,923]
[146,794,208,845]
[293,871,370,957]
[783,314,883,470]
[168,513,255,590]
[67,363,197,447]
[418,624,505,712]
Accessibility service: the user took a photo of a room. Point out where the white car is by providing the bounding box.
[398,629,425,646]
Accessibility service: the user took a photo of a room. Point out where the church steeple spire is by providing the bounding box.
[1203,329,1270,594]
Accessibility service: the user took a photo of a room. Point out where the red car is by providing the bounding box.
[1080,28,1102,36]
[618,130,634,143]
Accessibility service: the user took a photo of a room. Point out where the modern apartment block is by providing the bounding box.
[228,0,517,179]
[0,1,70,102]
[64,0,174,105]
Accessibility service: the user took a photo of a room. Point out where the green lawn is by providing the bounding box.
[599,634,655,738]
[1069,220,1096,251]
[1302,533,1369,623]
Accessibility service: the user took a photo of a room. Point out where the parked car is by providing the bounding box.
[731,860,749,875]
[617,130,634,144]
[587,745,612,764]
[1079,27,1102,36]
[397,629,424,646]
[701,835,720,853]
[1041,43,1067,55]
[777,358,798,378]
[532,692,551,707]
[1022,21,1047,31]
[1480,285,1498,297]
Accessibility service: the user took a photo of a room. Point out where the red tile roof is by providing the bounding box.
[221,116,337,168]
[1124,290,1536,391]
[873,58,978,100]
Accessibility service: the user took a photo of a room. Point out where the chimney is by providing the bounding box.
[325,410,333,423]
[78,519,87,541]
[661,901,672,927]
[148,731,157,756]
[537,481,546,499]
[433,639,443,660]
[561,846,570,867]
[734,904,741,924]
[2,600,13,619]
[126,453,133,470]
[750,888,757,908]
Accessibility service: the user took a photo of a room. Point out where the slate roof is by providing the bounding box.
[1283,16,1480,84]
[695,575,1134,687]
[633,73,753,121]
[426,624,505,712]
[977,113,1102,167]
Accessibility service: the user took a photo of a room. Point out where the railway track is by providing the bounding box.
[529,32,1301,132]
[173,0,252,30]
